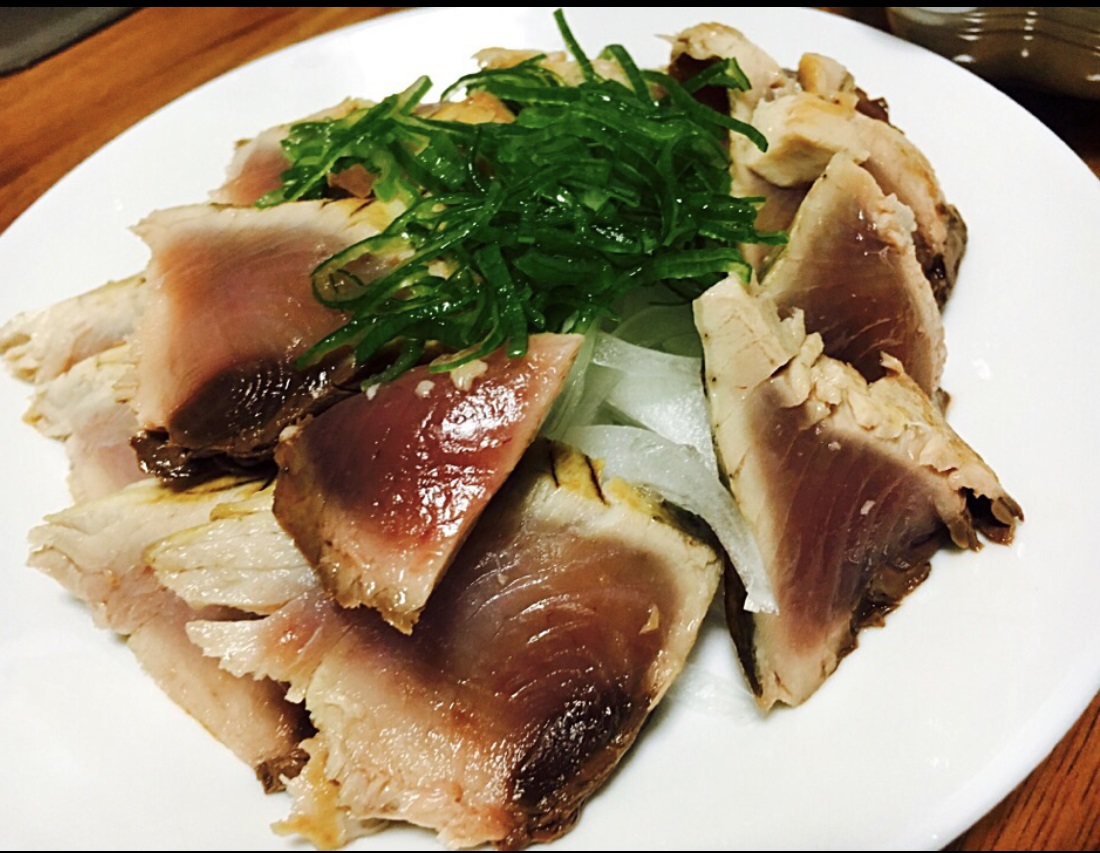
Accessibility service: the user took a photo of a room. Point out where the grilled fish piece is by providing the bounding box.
[273,334,583,631]
[694,278,1021,708]
[28,476,313,789]
[130,199,402,468]
[758,153,945,395]
[191,441,722,849]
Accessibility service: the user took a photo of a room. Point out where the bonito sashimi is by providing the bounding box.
[27,476,313,789]
[0,273,145,384]
[743,88,967,301]
[0,15,1033,850]
[667,22,804,274]
[669,22,966,302]
[149,482,315,616]
[273,334,584,632]
[189,442,722,849]
[23,342,144,501]
[693,278,1021,708]
[758,153,946,395]
[130,198,404,470]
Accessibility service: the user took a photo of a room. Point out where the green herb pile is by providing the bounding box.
[258,10,784,381]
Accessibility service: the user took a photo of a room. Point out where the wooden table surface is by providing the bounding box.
[0,7,1096,851]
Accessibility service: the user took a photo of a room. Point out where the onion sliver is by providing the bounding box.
[564,424,776,614]
[591,333,717,472]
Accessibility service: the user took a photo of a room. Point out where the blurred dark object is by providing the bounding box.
[0,7,134,74]
[887,7,1100,99]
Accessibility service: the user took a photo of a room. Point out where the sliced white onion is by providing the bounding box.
[591,333,717,471]
[563,424,776,614]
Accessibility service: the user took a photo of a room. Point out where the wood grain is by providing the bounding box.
[0,7,1096,851]
[946,693,1100,850]
[0,7,406,234]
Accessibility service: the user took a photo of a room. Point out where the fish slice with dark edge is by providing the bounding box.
[272,334,583,632]
[694,278,1021,709]
[190,440,723,850]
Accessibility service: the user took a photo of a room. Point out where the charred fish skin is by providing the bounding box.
[721,376,949,706]
[191,441,722,850]
[129,199,402,469]
[695,279,1021,709]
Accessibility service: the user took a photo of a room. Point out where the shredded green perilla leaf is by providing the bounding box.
[257,9,785,382]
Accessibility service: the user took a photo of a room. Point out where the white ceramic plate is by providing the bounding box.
[1,7,1097,851]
